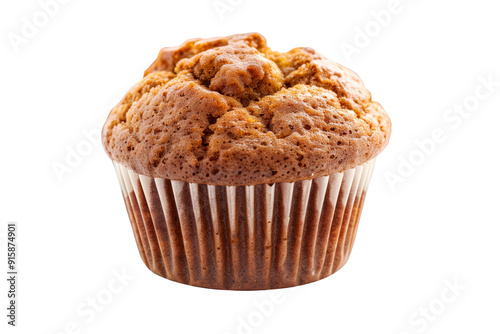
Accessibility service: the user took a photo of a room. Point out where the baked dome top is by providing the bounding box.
[102,33,391,185]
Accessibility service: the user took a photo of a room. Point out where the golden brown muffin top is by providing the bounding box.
[102,33,391,185]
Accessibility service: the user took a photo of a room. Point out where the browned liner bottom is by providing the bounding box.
[114,160,374,290]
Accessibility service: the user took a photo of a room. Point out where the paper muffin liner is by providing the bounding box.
[112,159,375,290]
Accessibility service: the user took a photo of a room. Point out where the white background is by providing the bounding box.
[1,0,499,333]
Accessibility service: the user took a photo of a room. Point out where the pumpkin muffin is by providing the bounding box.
[103,32,391,290]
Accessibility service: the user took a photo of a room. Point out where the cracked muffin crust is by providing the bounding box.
[102,32,391,185]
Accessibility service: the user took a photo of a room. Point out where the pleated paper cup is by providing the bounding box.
[112,159,375,290]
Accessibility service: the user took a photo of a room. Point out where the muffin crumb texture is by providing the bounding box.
[103,33,391,185]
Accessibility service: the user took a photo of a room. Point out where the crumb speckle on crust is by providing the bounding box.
[102,32,391,185]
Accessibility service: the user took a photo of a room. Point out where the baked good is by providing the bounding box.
[103,32,391,290]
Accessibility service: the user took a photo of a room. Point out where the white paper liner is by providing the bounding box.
[113,159,375,290]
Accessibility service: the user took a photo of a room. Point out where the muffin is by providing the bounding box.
[102,32,391,290]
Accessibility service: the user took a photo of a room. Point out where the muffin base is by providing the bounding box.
[113,159,375,290]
